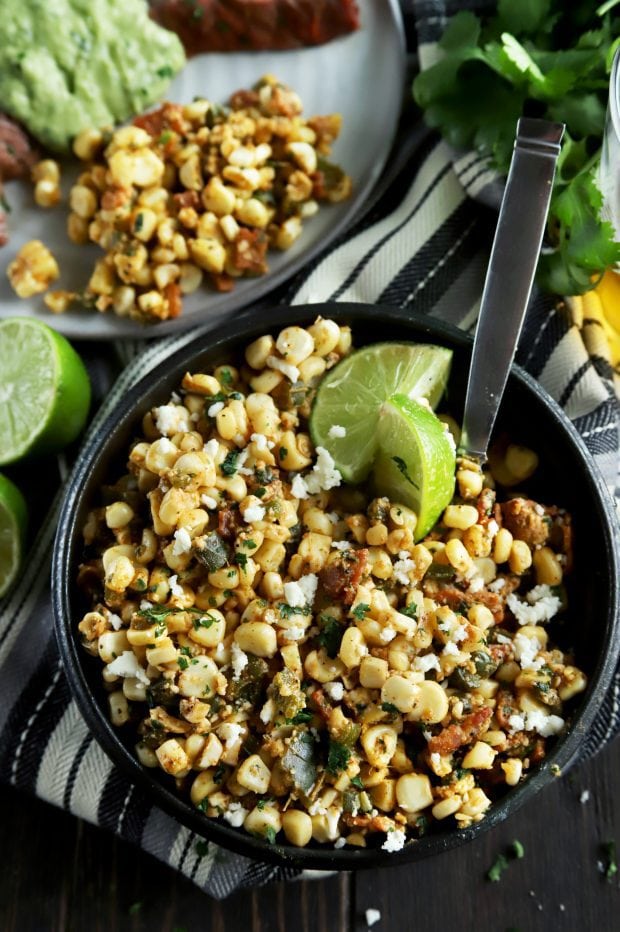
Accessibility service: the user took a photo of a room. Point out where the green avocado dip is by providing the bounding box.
[0,0,186,153]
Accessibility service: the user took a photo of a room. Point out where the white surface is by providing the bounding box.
[0,0,405,340]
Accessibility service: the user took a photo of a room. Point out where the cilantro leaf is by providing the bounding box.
[317,614,344,658]
[326,739,351,775]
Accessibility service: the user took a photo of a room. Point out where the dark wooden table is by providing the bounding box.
[2,735,619,932]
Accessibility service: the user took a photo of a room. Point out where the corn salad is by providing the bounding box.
[77,318,586,852]
[39,76,351,321]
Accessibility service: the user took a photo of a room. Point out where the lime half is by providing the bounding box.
[0,318,91,465]
[374,394,456,541]
[310,342,452,483]
[0,473,27,598]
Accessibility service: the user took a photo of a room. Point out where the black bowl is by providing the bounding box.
[52,303,620,871]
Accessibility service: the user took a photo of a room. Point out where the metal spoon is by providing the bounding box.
[459,117,565,463]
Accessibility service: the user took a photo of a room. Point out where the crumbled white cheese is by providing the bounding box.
[381,829,406,853]
[172,527,192,556]
[204,438,219,457]
[334,837,346,849]
[495,633,511,644]
[108,613,122,631]
[168,574,184,598]
[413,654,441,674]
[308,800,327,816]
[453,624,468,643]
[324,681,344,701]
[283,625,306,641]
[214,642,228,663]
[259,698,275,724]
[296,573,319,607]
[328,512,340,524]
[468,576,484,593]
[487,519,499,536]
[393,556,415,586]
[267,354,300,383]
[513,632,545,672]
[106,651,150,686]
[430,752,442,769]
[508,713,525,733]
[200,494,218,510]
[283,580,306,608]
[507,588,561,626]
[331,540,352,551]
[580,789,590,804]
[223,801,249,828]
[304,446,342,494]
[380,627,397,643]
[328,424,347,439]
[208,401,224,417]
[488,577,506,592]
[442,642,460,656]
[140,600,153,610]
[527,584,557,605]
[291,474,309,499]
[250,432,268,450]
[231,642,249,681]
[154,404,190,436]
[217,722,244,748]
[534,503,545,516]
[366,908,381,927]
[244,503,266,523]
[525,710,565,737]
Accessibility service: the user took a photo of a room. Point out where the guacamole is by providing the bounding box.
[0,0,186,153]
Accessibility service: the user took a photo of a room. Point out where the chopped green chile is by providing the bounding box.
[281,731,319,794]
[193,532,230,571]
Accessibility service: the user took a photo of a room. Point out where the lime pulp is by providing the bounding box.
[309,342,452,483]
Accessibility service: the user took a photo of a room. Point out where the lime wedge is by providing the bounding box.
[0,318,91,465]
[310,342,452,483]
[374,394,456,541]
[0,473,27,598]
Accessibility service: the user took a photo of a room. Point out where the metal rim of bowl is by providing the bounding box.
[52,302,620,871]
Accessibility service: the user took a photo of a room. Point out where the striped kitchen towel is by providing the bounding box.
[1,2,619,900]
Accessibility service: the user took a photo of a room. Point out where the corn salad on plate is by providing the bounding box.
[0,0,404,339]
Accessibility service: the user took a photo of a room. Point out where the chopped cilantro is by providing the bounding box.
[287,709,313,724]
[326,739,351,775]
[487,853,510,883]
[602,840,618,882]
[192,614,217,630]
[381,702,400,714]
[219,368,233,387]
[213,764,226,784]
[352,603,370,621]
[511,840,525,860]
[255,487,266,498]
[279,447,288,460]
[221,450,240,476]
[178,656,189,670]
[415,814,429,836]
[317,614,344,658]
[399,603,418,619]
[245,540,257,549]
[279,603,302,619]
[235,552,248,570]
[263,826,277,844]
[350,775,364,789]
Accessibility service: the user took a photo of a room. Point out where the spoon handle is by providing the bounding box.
[460,117,564,462]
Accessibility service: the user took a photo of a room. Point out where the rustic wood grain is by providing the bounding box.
[1,740,620,931]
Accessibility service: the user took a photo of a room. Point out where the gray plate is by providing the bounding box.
[0,0,405,339]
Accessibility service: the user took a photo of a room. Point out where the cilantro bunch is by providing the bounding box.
[413,0,620,295]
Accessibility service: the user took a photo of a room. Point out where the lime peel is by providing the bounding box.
[0,318,91,465]
[0,473,27,598]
